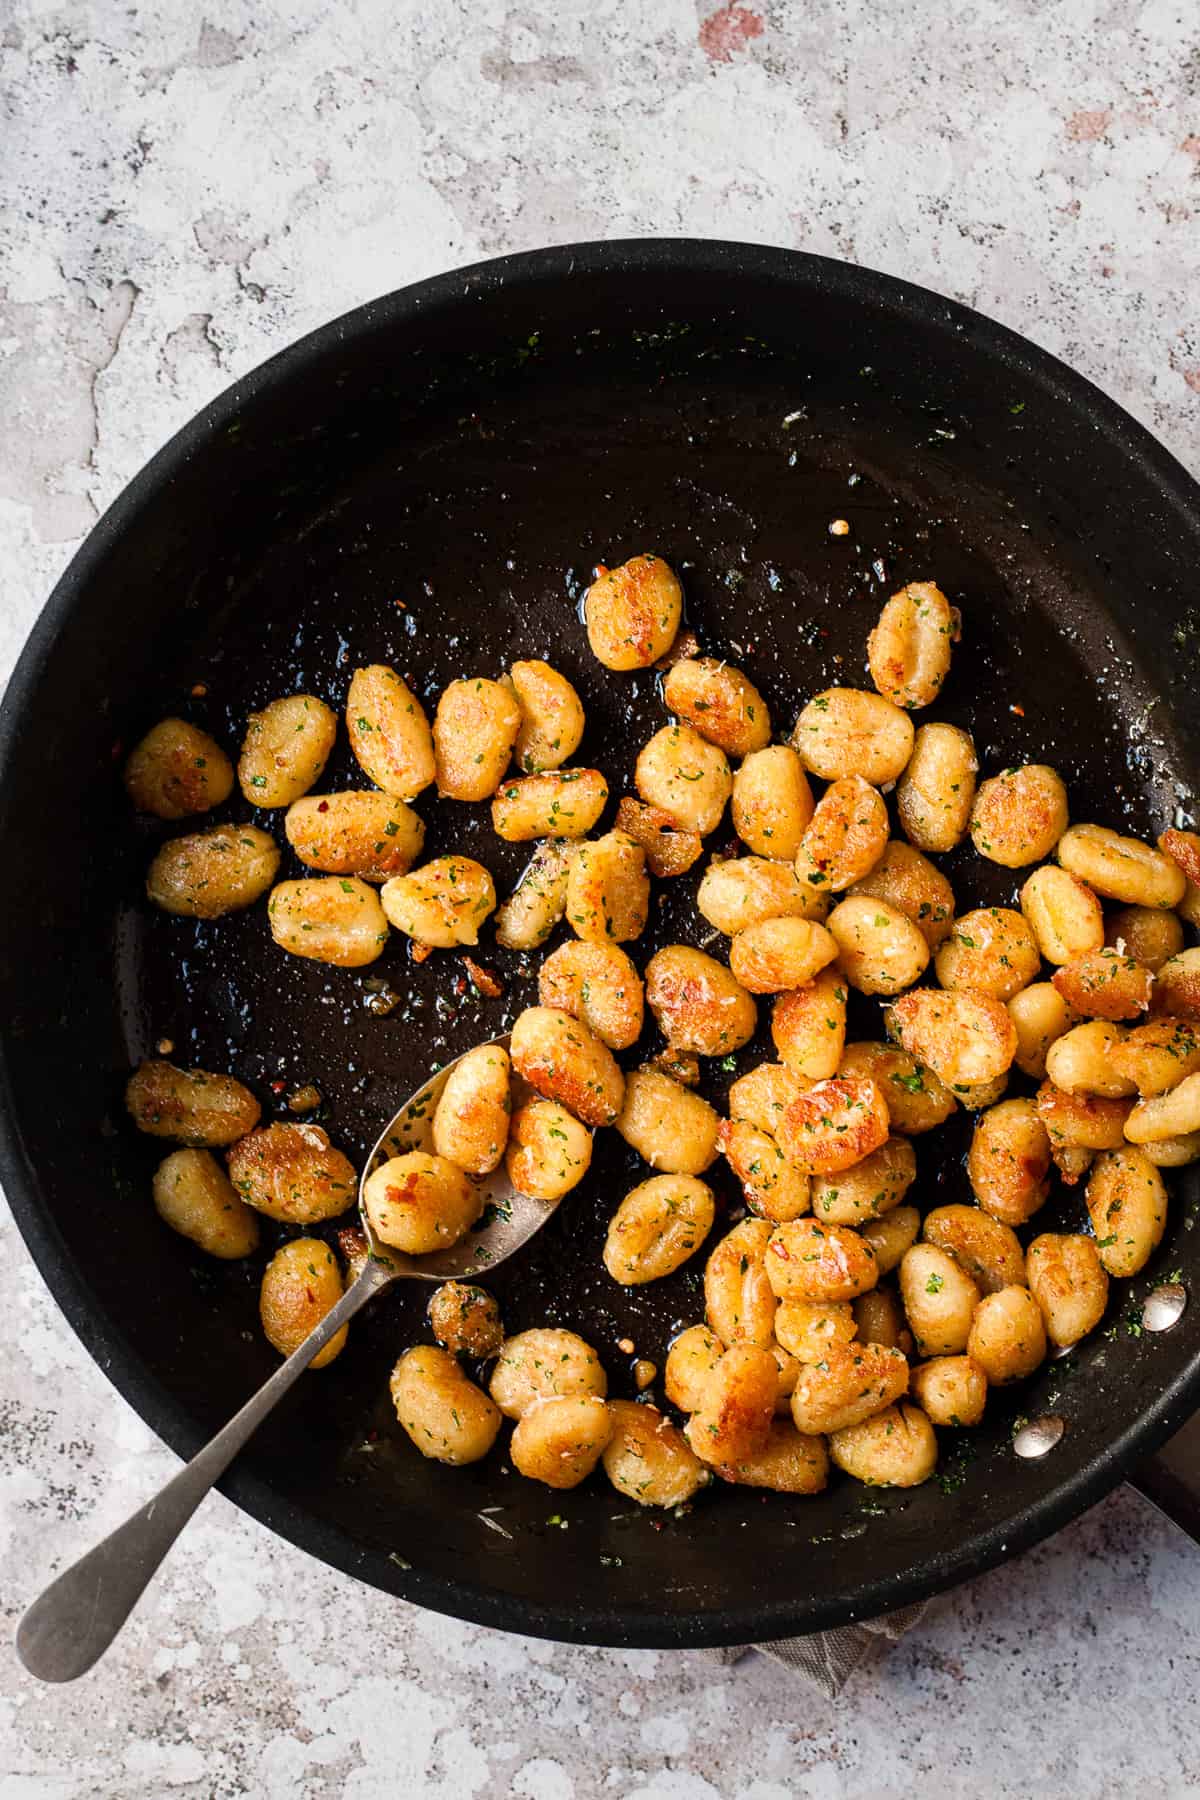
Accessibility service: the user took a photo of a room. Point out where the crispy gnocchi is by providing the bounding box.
[662,656,771,757]
[538,939,644,1049]
[492,769,609,841]
[645,944,757,1055]
[731,745,814,859]
[346,664,436,799]
[239,694,337,808]
[127,1060,260,1147]
[635,723,732,836]
[228,1122,356,1224]
[285,791,424,882]
[380,857,496,950]
[508,659,585,773]
[260,1238,348,1367]
[392,1346,501,1464]
[433,678,522,800]
[792,688,914,786]
[616,1067,720,1174]
[603,1175,715,1284]
[565,830,650,943]
[505,1098,593,1199]
[125,717,235,819]
[152,1149,260,1258]
[510,1005,625,1128]
[584,553,682,670]
[896,721,977,853]
[270,876,390,966]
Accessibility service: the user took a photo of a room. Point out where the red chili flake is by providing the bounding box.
[770,1240,790,1259]
[1009,702,1026,717]
[452,976,468,997]
[411,942,433,965]
[462,955,504,999]
[190,683,208,698]
[270,1080,286,1094]
[395,598,408,610]
[317,799,330,812]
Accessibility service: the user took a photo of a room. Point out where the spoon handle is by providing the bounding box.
[15,1257,393,1682]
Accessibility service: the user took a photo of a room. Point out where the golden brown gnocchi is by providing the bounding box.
[635,723,731,836]
[494,841,573,950]
[774,1296,857,1361]
[799,776,889,893]
[970,763,1068,868]
[566,831,650,943]
[709,1420,830,1493]
[1044,1021,1136,1098]
[126,1060,260,1147]
[512,1395,614,1489]
[613,797,703,879]
[347,664,436,799]
[1026,1233,1109,1348]
[921,1204,1026,1295]
[899,1244,980,1356]
[966,1098,1051,1225]
[829,1403,937,1487]
[603,1175,715,1284]
[848,840,956,949]
[584,554,682,670]
[228,1121,356,1223]
[1019,865,1104,965]
[827,895,931,996]
[896,721,977,853]
[729,915,839,995]
[260,1238,348,1367]
[792,688,915,786]
[662,656,771,757]
[392,1345,501,1464]
[270,876,390,967]
[765,1218,880,1302]
[504,1099,593,1200]
[538,939,644,1050]
[837,1041,957,1134]
[147,824,280,919]
[1125,1072,1200,1144]
[727,1061,808,1136]
[239,694,337,808]
[428,1282,504,1357]
[380,857,496,950]
[1106,904,1184,973]
[966,1285,1046,1384]
[775,1077,891,1176]
[125,718,235,819]
[809,1136,916,1225]
[1052,949,1153,1021]
[771,970,849,1082]
[508,659,585,773]
[704,1219,777,1347]
[510,1006,625,1128]
[285,791,424,883]
[431,1043,511,1176]
[789,1343,908,1435]
[362,1151,480,1252]
[1111,1017,1200,1097]
[492,769,609,842]
[490,1328,607,1419]
[1086,1147,1168,1277]
[665,1324,725,1412]
[685,1343,778,1467]
[909,1356,987,1428]
[698,854,829,934]
[859,1205,921,1275]
[717,1118,811,1223]
[1058,822,1186,909]
[645,944,757,1055]
[1036,1080,1132,1151]
[934,908,1040,1002]
[731,745,814,859]
[602,1400,708,1506]
[152,1148,260,1258]
[433,678,522,800]
[867,580,958,708]
[1152,948,1200,1022]
[1008,981,1077,1080]
[615,1067,720,1174]
[888,987,1017,1088]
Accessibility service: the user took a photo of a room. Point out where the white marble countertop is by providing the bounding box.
[3,3,1200,1793]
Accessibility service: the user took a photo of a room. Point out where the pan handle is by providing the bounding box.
[1129,1413,1200,1544]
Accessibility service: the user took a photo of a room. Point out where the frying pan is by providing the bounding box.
[4,239,1200,1650]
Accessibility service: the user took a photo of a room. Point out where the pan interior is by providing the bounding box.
[5,253,1199,1643]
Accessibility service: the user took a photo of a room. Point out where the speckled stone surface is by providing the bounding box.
[3,2,1200,1793]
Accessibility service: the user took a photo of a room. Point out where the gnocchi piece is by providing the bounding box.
[1142,1131,1200,1168]
[698,855,830,934]
[1052,949,1153,1021]
[827,895,931,996]
[285,791,424,883]
[508,659,585,773]
[852,1286,912,1353]
[728,1061,808,1137]
[729,916,839,995]
[1008,982,1077,1080]
[124,718,235,819]
[1036,1081,1132,1151]
[935,908,1041,1003]
[838,1041,957,1135]
[380,857,496,950]
[510,1006,625,1128]
[492,769,609,842]
[709,1419,830,1493]
[512,1395,614,1489]
[269,876,390,967]
[228,1122,356,1224]
[899,1245,980,1357]
[432,678,522,800]
[774,1296,857,1362]
[260,1239,347,1367]
[848,840,956,950]
[428,1281,504,1358]
[966,1098,1051,1226]
[602,1400,708,1507]
[662,656,771,757]
[1058,823,1187,910]
[771,970,849,1082]
[645,944,757,1055]
[798,776,889,893]
[490,1328,607,1419]
[614,796,703,878]
[896,721,978,853]
[731,745,814,860]
[765,1218,880,1302]
[391,1345,502,1464]
[1112,1017,1200,1097]
[704,1219,777,1347]
[867,580,958,709]
[431,1043,511,1176]
[1026,1233,1109,1349]
[792,688,915,786]
[909,1357,987,1429]
[1125,1072,1200,1144]
[538,939,644,1050]
[1152,950,1200,1023]
[1019,865,1104,966]
[566,830,650,943]
[346,664,436,800]
[860,1206,920,1276]
[635,723,732,836]
[685,1344,778,1468]
[361,1151,480,1252]
[790,1343,909,1435]
[126,1060,260,1148]
[494,841,573,950]
[829,1403,938,1488]
[717,1119,811,1223]
[1045,1021,1136,1098]
[146,824,280,919]
[152,1149,260,1259]
[584,553,682,670]
[888,986,1018,1087]
[966,1286,1046,1384]
[239,694,337,807]
[665,1323,725,1413]
[775,1077,890,1177]
[809,1136,916,1226]
[1106,904,1184,973]
[921,1205,1026,1295]
[603,1175,715,1285]
[1160,827,1200,889]
[1086,1147,1168,1277]
[505,1099,593,1200]
[970,764,1068,868]
[615,1068,720,1174]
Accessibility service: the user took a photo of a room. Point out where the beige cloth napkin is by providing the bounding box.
[703,1600,932,1697]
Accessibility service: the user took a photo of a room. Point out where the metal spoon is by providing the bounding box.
[16,1035,547,1684]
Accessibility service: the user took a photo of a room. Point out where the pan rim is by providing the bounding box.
[3,236,1200,1649]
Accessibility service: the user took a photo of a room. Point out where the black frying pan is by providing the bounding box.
[4,240,1200,1649]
